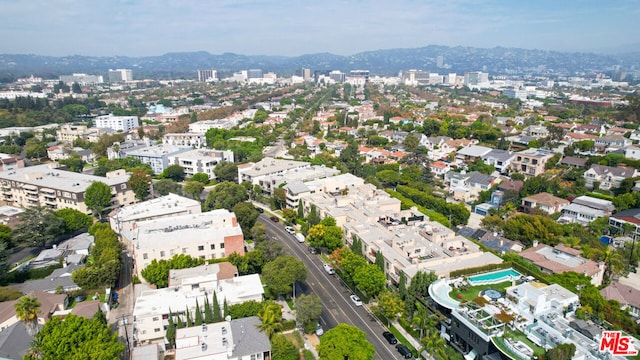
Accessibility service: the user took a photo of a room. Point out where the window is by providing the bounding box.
[72,194,76,199]
[143,253,148,260]
[211,254,216,259]
[198,245,204,251]
[210,244,215,250]
[121,184,127,189]
[152,317,159,321]
[170,249,175,256]
[154,328,161,332]
[160,251,165,258]
[182,248,187,254]
[220,243,224,249]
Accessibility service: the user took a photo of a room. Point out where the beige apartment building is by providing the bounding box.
[510,148,556,177]
[0,164,134,214]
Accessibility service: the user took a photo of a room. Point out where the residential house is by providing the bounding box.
[600,282,640,319]
[559,156,588,168]
[519,242,605,286]
[524,125,549,138]
[510,148,556,177]
[238,157,311,188]
[0,291,67,332]
[583,164,638,190]
[609,208,640,241]
[430,161,451,177]
[625,146,640,160]
[55,124,103,143]
[0,154,24,172]
[594,135,632,153]
[446,171,494,203]
[497,179,523,193]
[481,149,514,174]
[454,145,492,163]
[559,195,615,225]
[521,192,569,214]
[122,143,192,174]
[174,317,270,360]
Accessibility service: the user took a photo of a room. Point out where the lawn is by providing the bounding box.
[449,281,512,302]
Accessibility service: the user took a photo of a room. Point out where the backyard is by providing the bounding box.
[449,281,512,302]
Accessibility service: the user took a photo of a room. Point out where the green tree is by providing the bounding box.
[154,178,183,196]
[140,254,205,288]
[353,263,386,297]
[317,324,375,360]
[204,181,248,210]
[15,296,40,336]
[295,294,323,329]
[25,315,123,360]
[297,199,304,219]
[194,300,203,325]
[232,202,260,237]
[213,162,238,182]
[166,311,177,348]
[261,256,307,299]
[282,208,297,224]
[25,139,47,159]
[54,208,92,233]
[258,302,283,338]
[308,204,320,226]
[84,181,112,219]
[270,333,299,360]
[12,207,65,248]
[183,180,205,200]
[273,188,287,209]
[403,134,419,153]
[58,153,85,172]
[128,168,152,200]
[228,300,263,319]
[163,164,185,182]
[190,173,210,184]
[375,291,403,325]
[375,251,384,271]
[544,343,576,360]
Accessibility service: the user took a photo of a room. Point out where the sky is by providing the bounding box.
[1,0,638,57]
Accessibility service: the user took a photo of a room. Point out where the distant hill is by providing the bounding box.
[0,45,637,81]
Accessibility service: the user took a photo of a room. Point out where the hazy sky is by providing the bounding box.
[1,0,637,57]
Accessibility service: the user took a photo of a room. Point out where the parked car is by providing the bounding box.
[395,344,412,359]
[255,207,264,213]
[295,233,305,243]
[382,331,398,344]
[315,323,324,336]
[308,246,318,254]
[323,264,335,275]
[285,226,295,234]
[270,216,279,222]
[350,294,363,306]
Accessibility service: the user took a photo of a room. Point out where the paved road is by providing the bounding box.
[259,215,403,360]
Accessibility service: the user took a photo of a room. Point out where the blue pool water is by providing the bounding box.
[467,268,521,285]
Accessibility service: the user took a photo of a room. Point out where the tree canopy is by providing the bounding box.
[261,256,307,299]
[204,181,248,210]
[317,324,375,360]
[140,254,205,288]
[26,314,123,360]
[84,181,112,218]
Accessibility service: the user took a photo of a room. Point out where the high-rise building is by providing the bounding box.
[302,68,311,81]
[247,69,263,79]
[59,73,103,86]
[108,69,133,83]
[349,70,369,83]
[464,71,489,86]
[197,69,218,82]
[329,70,345,83]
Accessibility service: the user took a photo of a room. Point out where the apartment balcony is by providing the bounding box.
[40,188,55,196]
[43,196,57,205]
[25,192,38,199]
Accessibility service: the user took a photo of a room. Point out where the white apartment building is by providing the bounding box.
[133,272,263,345]
[109,193,201,241]
[123,143,192,174]
[237,157,311,189]
[302,183,502,282]
[188,119,238,133]
[0,164,134,215]
[162,133,206,149]
[94,114,139,132]
[169,149,234,180]
[283,173,364,208]
[108,69,133,83]
[175,317,270,360]
[127,210,245,279]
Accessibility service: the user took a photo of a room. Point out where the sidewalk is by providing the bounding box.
[392,321,433,360]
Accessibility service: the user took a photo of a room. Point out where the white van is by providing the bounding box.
[295,233,305,243]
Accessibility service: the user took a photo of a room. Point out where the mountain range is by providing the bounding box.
[0,45,638,81]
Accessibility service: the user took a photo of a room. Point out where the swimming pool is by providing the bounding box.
[467,268,521,285]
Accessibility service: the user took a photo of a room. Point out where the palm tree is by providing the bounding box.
[420,328,446,359]
[257,302,283,339]
[15,296,41,336]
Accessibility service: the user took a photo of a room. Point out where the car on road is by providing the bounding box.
[315,323,324,336]
[270,216,279,222]
[285,226,295,234]
[395,344,412,358]
[323,264,335,275]
[308,246,318,254]
[382,331,398,344]
[255,207,264,213]
[350,294,363,306]
[295,233,305,243]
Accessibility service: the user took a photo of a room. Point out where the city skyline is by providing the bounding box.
[1,0,638,57]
